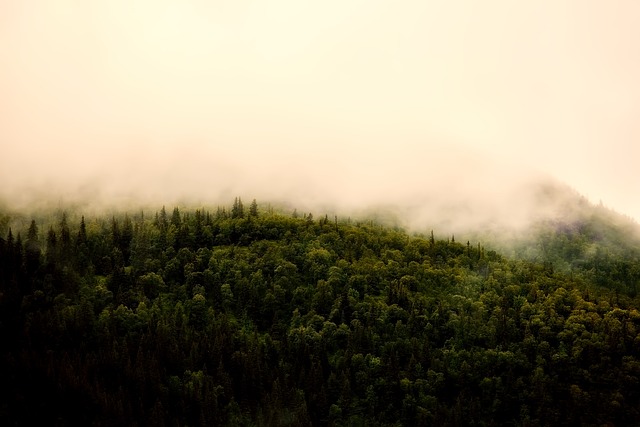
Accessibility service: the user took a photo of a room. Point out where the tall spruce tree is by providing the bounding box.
[25,220,41,274]
[232,197,244,219]
[249,199,258,217]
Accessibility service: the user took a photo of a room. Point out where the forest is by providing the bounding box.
[1,197,640,426]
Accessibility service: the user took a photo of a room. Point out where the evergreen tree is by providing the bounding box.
[171,207,182,227]
[249,199,259,218]
[121,214,133,263]
[232,197,244,219]
[77,216,87,246]
[111,216,121,245]
[25,220,41,274]
[60,213,71,264]
[45,226,57,265]
[75,216,90,274]
[194,209,205,247]
[159,206,169,232]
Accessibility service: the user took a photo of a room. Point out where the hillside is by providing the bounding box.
[503,181,640,297]
[1,199,640,426]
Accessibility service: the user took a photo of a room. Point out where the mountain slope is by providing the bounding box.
[501,180,640,297]
[2,200,640,425]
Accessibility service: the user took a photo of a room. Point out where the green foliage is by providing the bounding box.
[509,205,640,297]
[1,200,640,425]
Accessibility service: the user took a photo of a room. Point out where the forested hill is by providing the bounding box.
[502,181,640,297]
[2,199,640,426]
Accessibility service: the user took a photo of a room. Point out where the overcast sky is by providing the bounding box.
[1,1,639,223]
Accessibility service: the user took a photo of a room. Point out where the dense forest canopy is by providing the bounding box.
[1,196,640,426]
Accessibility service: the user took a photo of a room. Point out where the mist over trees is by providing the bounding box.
[2,195,640,426]
[3,2,639,423]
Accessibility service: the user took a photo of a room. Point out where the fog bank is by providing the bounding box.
[2,1,639,225]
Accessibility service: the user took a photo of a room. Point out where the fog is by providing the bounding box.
[2,1,640,230]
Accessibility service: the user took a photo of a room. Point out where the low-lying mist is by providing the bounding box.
[3,1,640,228]
[0,138,594,239]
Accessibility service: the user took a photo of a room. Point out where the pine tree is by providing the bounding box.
[232,197,244,219]
[77,216,87,246]
[25,220,41,274]
[249,199,258,218]
[194,209,205,247]
[171,207,182,227]
[159,206,169,232]
[46,226,57,265]
[111,217,121,246]
[60,213,71,265]
[6,229,16,276]
[27,220,38,243]
[76,216,90,274]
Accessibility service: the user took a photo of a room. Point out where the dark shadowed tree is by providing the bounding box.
[25,220,41,274]
[171,207,182,227]
[77,216,87,247]
[60,213,72,265]
[232,197,244,219]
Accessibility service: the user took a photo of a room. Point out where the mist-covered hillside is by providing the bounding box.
[495,180,640,297]
[1,193,640,426]
[3,1,640,424]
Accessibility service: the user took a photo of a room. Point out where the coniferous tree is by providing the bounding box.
[14,232,23,276]
[45,226,57,265]
[25,220,41,275]
[111,216,120,245]
[72,216,91,274]
[194,209,205,247]
[121,214,133,263]
[60,213,71,265]
[0,233,5,279]
[77,216,87,246]
[2,228,18,293]
[249,199,259,218]
[232,197,244,219]
[171,207,182,227]
[159,206,169,232]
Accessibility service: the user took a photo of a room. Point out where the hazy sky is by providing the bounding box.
[1,1,639,223]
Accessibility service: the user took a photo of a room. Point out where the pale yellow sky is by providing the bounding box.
[1,1,639,222]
